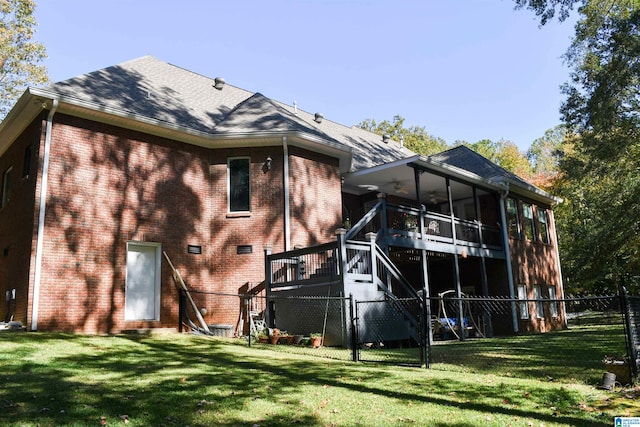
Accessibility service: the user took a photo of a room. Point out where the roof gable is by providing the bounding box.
[213,92,341,143]
[427,145,528,185]
[37,56,402,170]
[44,55,254,134]
[428,145,558,203]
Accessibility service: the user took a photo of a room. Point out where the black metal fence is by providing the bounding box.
[178,287,639,386]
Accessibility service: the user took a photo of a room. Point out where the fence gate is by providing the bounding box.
[355,298,424,366]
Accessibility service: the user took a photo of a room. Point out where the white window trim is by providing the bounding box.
[548,286,559,318]
[517,284,529,320]
[538,209,550,244]
[507,197,520,239]
[533,285,544,319]
[522,203,536,242]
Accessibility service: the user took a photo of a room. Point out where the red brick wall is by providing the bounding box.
[288,146,342,247]
[508,200,564,332]
[0,114,45,326]
[21,114,341,333]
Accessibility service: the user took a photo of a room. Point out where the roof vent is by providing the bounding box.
[383,134,390,144]
[314,112,324,123]
[213,77,225,90]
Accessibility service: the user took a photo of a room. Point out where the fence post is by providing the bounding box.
[264,244,273,328]
[349,294,360,362]
[620,285,639,379]
[349,293,358,362]
[422,292,430,369]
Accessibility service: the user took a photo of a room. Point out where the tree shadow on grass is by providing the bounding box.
[430,324,628,386]
[0,333,611,426]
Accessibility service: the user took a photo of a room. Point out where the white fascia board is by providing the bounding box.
[493,176,563,206]
[0,89,51,157]
[412,155,507,191]
[346,154,507,193]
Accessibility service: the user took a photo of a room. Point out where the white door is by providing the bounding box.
[125,242,161,321]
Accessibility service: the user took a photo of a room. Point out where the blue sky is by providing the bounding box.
[34,1,575,151]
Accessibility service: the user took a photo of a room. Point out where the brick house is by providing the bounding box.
[0,56,564,335]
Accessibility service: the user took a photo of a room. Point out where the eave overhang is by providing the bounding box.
[345,154,561,207]
[0,88,353,171]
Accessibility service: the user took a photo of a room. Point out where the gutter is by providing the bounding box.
[549,209,568,328]
[28,87,354,171]
[31,99,58,331]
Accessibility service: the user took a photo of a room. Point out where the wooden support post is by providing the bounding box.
[163,251,210,333]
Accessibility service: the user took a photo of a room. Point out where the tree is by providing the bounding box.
[457,138,533,178]
[513,0,582,24]
[517,0,640,293]
[0,0,48,118]
[527,125,565,174]
[356,115,448,156]
[526,125,566,189]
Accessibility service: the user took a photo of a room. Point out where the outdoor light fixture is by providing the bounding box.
[383,134,390,144]
[265,156,272,171]
[314,112,324,123]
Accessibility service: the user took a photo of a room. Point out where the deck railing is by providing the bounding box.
[267,242,340,290]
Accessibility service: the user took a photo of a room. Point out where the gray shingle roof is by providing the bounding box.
[428,145,543,192]
[213,92,339,143]
[43,55,410,172]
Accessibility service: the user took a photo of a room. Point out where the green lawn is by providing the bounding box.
[0,331,636,427]
[429,323,630,385]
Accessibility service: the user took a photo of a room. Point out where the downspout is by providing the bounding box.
[549,209,567,328]
[282,137,291,251]
[498,183,519,334]
[31,98,58,331]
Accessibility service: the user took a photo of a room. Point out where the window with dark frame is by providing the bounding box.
[506,198,520,239]
[522,203,536,241]
[2,166,13,207]
[228,157,250,212]
[22,145,31,178]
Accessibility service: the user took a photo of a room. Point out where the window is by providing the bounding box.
[538,209,550,244]
[23,145,32,178]
[506,198,520,239]
[228,157,250,212]
[548,286,559,317]
[522,203,536,241]
[533,285,544,319]
[517,284,529,320]
[2,166,13,207]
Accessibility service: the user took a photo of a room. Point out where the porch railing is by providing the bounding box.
[346,197,503,251]
[267,242,340,290]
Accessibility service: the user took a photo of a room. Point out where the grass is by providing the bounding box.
[0,329,637,427]
[430,323,630,385]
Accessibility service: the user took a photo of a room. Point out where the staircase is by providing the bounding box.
[265,201,427,347]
